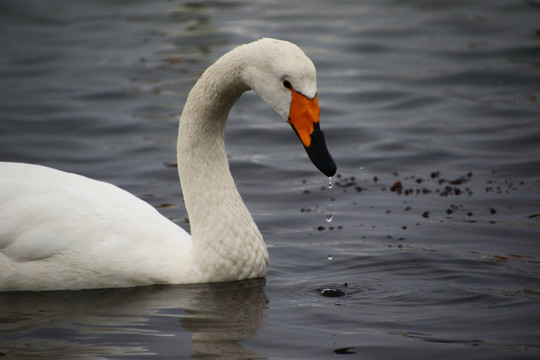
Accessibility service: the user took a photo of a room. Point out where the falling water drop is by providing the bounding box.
[325,197,334,223]
[325,177,334,223]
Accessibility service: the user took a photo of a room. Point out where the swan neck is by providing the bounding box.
[175,48,268,280]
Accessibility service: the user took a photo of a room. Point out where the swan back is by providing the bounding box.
[0,163,191,290]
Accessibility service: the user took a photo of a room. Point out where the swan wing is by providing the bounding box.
[0,162,191,290]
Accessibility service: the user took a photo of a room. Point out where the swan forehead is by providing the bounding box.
[249,38,317,98]
[281,59,317,98]
[275,41,317,98]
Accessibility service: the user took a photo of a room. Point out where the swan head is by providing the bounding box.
[240,38,337,177]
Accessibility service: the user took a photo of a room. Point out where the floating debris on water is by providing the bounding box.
[320,288,345,297]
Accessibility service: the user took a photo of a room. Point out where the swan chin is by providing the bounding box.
[0,38,337,292]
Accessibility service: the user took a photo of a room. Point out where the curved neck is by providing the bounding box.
[176,50,268,280]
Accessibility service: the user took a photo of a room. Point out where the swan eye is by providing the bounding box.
[283,80,292,89]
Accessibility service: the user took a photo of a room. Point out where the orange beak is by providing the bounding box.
[287,89,336,177]
[287,90,320,148]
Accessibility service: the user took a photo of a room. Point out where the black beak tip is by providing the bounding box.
[321,157,337,177]
[305,128,337,177]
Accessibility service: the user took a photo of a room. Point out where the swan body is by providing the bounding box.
[0,38,336,291]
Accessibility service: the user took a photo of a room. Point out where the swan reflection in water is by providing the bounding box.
[0,279,268,359]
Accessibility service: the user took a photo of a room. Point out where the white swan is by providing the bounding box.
[0,38,336,292]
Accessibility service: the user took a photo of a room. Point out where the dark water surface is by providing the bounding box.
[1,0,539,359]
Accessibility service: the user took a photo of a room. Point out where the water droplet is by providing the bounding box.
[324,177,335,223]
[325,199,334,223]
[328,255,333,261]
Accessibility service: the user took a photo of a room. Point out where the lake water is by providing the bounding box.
[1,0,539,359]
